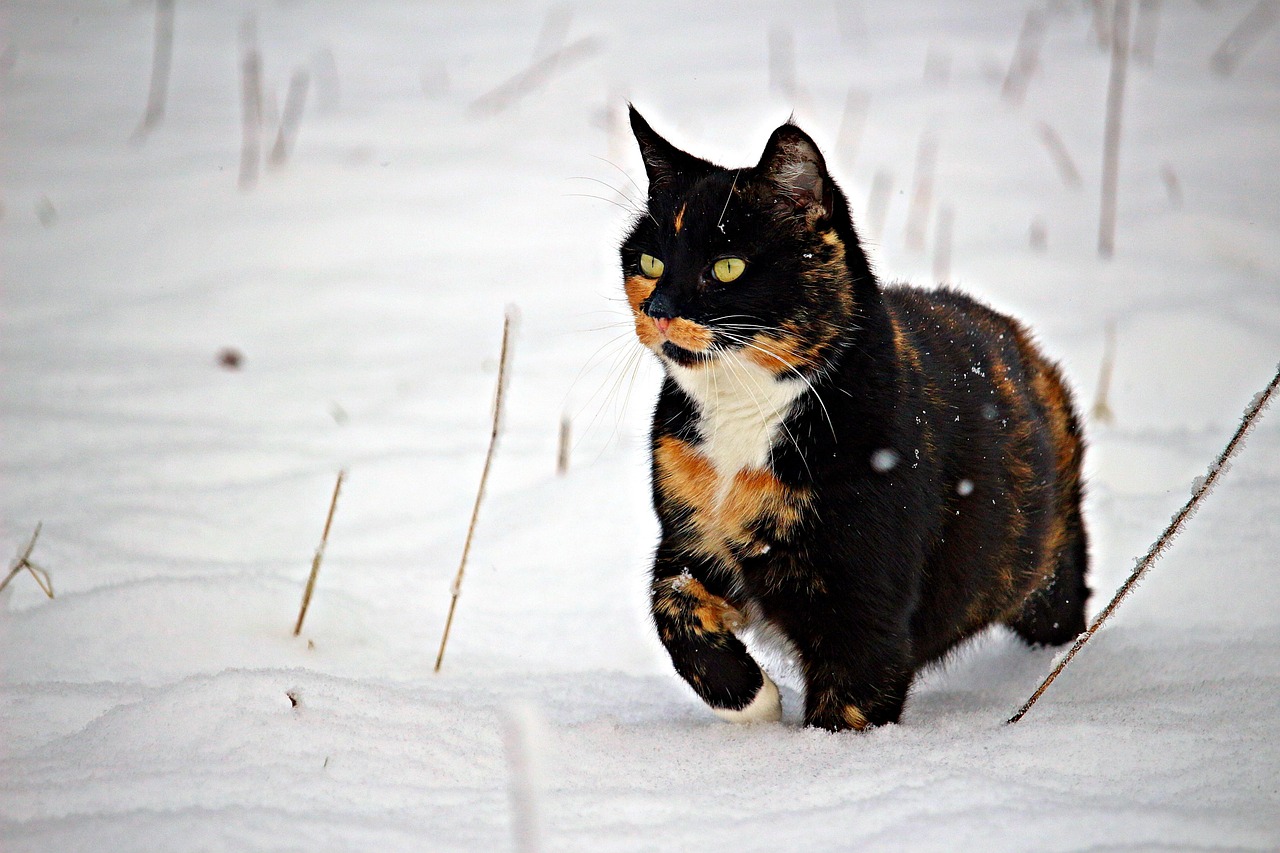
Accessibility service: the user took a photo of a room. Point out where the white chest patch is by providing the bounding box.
[666,356,807,483]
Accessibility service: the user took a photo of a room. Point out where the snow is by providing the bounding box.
[3,1,1279,850]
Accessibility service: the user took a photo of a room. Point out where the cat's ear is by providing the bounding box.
[629,105,712,197]
[757,123,829,214]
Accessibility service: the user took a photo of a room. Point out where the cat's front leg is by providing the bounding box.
[799,645,914,732]
[650,556,782,724]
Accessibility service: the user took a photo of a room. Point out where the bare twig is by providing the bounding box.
[435,311,516,672]
[557,414,572,475]
[835,88,870,176]
[864,168,894,242]
[768,24,797,100]
[1098,0,1131,259]
[470,37,602,116]
[504,702,546,853]
[1210,0,1280,77]
[905,131,939,254]
[1036,121,1083,189]
[1,523,53,598]
[1132,0,1162,66]
[1091,320,1118,424]
[1002,7,1048,106]
[1009,363,1280,724]
[293,470,346,636]
[238,16,263,191]
[133,0,175,141]
[932,204,954,283]
[268,69,310,168]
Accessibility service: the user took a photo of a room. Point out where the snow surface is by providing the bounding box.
[3,1,1279,850]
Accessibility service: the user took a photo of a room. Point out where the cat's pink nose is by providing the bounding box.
[655,317,672,335]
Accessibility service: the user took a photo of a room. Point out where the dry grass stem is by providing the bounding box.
[1009,363,1280,724]
[133,0,175,141]
[1098,0,1131,259]
[268,70,310,168]
[1132,0,1162,66]
[557,415,572,476]
[1036,121,1083,188]
[864,169,894,242]
[1,522,53,598]
[932,204,954,283]
[1091,320,1118,424]
[238,16,263,190]
[293,470,346,636]
[904,131,938,254]
[836,88,870,175]
[470,37,602,116]
[1002,8,1048,106]
[435,311,516,672]
[1210,0,1279,77]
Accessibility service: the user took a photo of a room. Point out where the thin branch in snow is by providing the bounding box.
[1036,121,1083,189]
[238,15,263,191]
[503,702,546,853]
[864,168,893,242]
[469,37,603,117]
[835,88,870,176]
[132,0,175,142]
[435,310,517,673]
[1009,362,1280,724]
[1090,320,1118,424]
[932,204,954,283]
[1132,0,1162,67]
[768,24,798,100]
[1160,163,1183,208]
[293,470,346,636]
[1,522,54,598]
[557,414,572,476]
[1002,7,1048,106]
[268,69,310,168]
[904,131,938,254]
[1210,0,1280,77]
[1098,0,1131,259]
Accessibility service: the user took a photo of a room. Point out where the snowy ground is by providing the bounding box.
[3,1,1279,850]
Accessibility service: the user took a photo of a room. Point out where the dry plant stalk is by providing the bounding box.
[238,16,263,191]
[435,312,515,672]
[1009,363,1280,724]
[293,470,346,636]
[904,131,938,254]
[1091,320,1118,424]
[470,37,602,116]
[1098,0,1131,259]
[268,69,310,168]
[1210,0,1280,77]
[1,522,54,598]
[133,0,175,141]
[1036,121,1083,189]
[1001,7,1048,106]
[557,415,572,476]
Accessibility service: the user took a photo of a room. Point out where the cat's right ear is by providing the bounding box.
[629,105,710,197]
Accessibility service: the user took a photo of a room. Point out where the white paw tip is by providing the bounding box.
[712,670,782,724]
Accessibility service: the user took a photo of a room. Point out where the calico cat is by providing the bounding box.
[620,106,1090,731]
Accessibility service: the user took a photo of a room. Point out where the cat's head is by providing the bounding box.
[620,106,870,379]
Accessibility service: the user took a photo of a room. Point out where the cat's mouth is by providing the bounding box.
[661,340,716,367]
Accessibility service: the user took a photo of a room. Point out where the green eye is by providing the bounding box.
[712,257,746,283]
[639,253,665,278]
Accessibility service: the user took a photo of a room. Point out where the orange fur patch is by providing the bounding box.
[666,318,714,352]
[655,436,810,557]
[674,203,686,235]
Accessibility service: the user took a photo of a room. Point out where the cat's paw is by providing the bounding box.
[712,667,782,724]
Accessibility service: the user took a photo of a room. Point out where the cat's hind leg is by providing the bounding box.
[651,564,782,724]
[1005,503,1090,647]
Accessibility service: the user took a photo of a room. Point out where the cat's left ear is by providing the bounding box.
[757,123,829,215]
[629,105,713,197]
